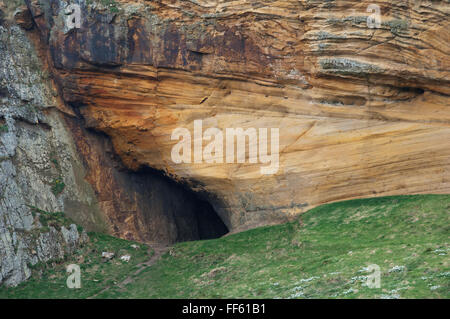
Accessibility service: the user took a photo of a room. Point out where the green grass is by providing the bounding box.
[1,195,449,298]
[0,233,151,299]
[0,124,8,133]
[86,0,119,13]
[28,206,73,232]
[99,195,450,299]
[51,177,65,196]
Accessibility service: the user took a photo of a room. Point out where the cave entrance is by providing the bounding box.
[188,197,229,241]
[64,117,229,245]
[127,166,229,244]
[155,176,230,242]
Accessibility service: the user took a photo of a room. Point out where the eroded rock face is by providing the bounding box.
[24,0,450,232]
[0,0,230,286]
[0,1,104,286]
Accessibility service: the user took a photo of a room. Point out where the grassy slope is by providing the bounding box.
[99,195,449,299]
[1,195,449,298]
[0,233,151,299]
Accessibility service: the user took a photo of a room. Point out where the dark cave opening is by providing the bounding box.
[64,114,229,244]
[130,166,229,243]
[195,200,229,240]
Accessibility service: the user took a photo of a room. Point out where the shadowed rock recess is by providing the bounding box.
[0,0,449,286]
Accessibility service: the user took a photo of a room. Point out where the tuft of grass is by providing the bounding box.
[51,177,65,196]
[29,206,72,231]
[0,124,8,133]
[86,0,119,13]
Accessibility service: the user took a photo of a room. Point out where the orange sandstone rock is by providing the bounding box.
[25,0,450,233]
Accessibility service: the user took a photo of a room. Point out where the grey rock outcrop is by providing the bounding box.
[0,3,103,287]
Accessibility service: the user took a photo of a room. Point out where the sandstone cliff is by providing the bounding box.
[22,0,449,233]
[1,1,449,288]
[0,0,227,287]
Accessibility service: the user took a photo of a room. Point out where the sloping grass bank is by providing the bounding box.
[100,195,449,299]
[0,233,151,298]
[1,195,449,298]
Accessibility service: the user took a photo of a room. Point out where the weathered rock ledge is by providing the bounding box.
[23,0,450,233]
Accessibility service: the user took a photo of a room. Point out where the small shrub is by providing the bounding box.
[28,206,73,231]
[51,178,65,195]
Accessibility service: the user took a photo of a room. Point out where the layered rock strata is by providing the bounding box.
[23,0,450,232]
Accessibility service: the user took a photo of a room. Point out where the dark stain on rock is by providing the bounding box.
[79,11,125,67]
[0,86,8,97]
[126,18,153,64]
